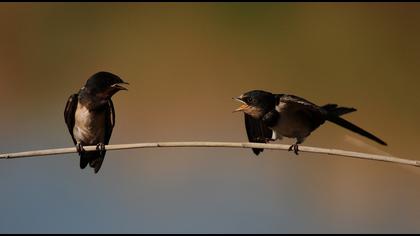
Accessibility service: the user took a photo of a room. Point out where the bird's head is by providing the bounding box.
[84,71,129,99]
[233,90,275,119]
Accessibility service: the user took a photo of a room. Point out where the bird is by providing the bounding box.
[64,71,128,173]
[233,90,387,155]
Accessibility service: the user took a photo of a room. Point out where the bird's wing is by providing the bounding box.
[244,113,273,155]
[64,93,79,145]
[89,99,115,174]
[277,94,320,112]
[277,94,326,130]
[104,99,115,145]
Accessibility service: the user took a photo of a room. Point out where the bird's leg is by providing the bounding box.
[288,144,298,155]
[288,138,304,155]
[96,143,106,156]
[293,144,299,155]
[76,142,85,156]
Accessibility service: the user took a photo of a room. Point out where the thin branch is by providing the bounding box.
[0,142,418,167]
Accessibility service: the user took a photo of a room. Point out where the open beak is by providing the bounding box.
[111,81,129,91]
[233,96,248,112]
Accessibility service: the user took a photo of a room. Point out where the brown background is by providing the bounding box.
[0,3,419,233]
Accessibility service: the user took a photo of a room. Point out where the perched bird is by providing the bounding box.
[64,71,128,173]
[234,90,387,155]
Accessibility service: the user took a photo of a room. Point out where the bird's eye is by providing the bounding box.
[246,97,254,104]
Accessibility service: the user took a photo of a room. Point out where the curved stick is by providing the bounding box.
[0,142,418,167]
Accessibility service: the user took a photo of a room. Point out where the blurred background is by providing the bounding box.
[0,3,419,233]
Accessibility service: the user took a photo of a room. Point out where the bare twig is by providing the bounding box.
[0,142,418,167]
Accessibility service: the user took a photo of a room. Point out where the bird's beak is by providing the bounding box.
[111,81,129,91]
[233,96,248,112]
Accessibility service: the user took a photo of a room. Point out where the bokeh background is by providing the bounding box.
[0,3,419,233]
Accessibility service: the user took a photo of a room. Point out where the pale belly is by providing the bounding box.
[73,103,106,145]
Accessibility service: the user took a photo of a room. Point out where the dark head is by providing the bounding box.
[84,71,128,99]
[233,90,276,119]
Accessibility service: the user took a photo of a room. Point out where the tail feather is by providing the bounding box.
[80,151,105,173]
[322,104,356,117]
[90,153,105,174]
[322,103,386,145]
[327,115,387,146]
[80,154,89,169]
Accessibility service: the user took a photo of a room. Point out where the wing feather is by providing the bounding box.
[64,93,79,145]
[244,114,273,155]
[277,94,321,112]
[90,99,115,173]
[277,94,326,130]
[104,99,115,145]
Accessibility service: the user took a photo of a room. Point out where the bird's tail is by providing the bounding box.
[80,151,105,174]
[321,104,387,146]
[321,104,356,116]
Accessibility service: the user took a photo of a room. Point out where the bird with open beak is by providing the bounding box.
[234,90,387,155]
[64,71,128,173]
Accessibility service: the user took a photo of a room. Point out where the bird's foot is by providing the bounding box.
[96,143,106,156]
[76,143,85,156]
[288,143,299,155]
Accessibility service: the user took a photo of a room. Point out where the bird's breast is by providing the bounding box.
[73,102,105,145]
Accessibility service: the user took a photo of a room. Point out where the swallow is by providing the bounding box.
[64,71,128,173]
[234,90,387,155]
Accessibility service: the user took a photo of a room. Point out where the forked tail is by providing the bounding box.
[322,104,387,146]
